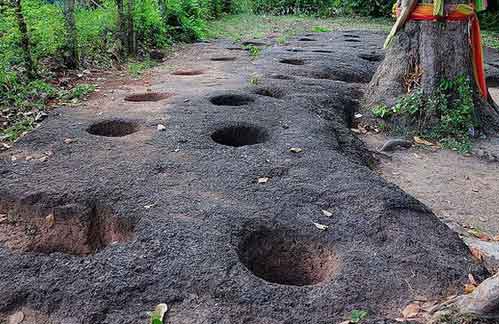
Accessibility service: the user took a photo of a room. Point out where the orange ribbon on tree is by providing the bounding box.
[387,3,488,98]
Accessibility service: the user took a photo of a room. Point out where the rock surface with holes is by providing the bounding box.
[0,30,492,324]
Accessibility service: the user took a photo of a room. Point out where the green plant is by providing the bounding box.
[1,117,36,142]
[128,59,157,77]
[63,84,96,100]
[249,73,260,85]
[350,309,368,323]
[311,25,330,32]
[372,104,393,119]
[245,44,262,59]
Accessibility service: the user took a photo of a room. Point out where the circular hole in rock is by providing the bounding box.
[358,53,384,62]
[312,50,333,54]
[298,37,316,42]
[345,39,361,43]
[124,92,174,102]
[252,87,285,99]
[343,34,360,38]
[286,48,307,53]
[280,58,305,66]
[242,41,267,47]
[238,228,337,286]
[87,119,139,137]
[269,74,295,80]
[172,69,204,76]
[0,199,134,256]
[210,56,237,62]
[210,94,255,106]
[211,124,268,147]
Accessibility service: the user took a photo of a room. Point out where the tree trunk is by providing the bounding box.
[126,0,135,56]
[116,0,127,59]
[63,0,79,68]
[12,0,36,79]
[365,0,499,134]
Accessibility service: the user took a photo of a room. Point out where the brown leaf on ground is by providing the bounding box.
[464,283,477,294]
[470,247,483,262]
[46,213,55,228]
[413,136,434,146]
[401,303,421,319]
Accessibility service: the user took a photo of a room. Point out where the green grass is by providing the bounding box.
[206,14,391,42]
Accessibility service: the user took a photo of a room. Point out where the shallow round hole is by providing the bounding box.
[312,50,333,54]
[269,74,295,80]
[210,94,255,106]
[252,87,285,99]
[87,120,139,137]
[210,56,237,62]
[358,53,384,62]
[280,58,305,66]
[242,41,267,47]
[124,92,174,102]
[172,69,204,76]
[298,37,316,42]
[345,39,361,43]
[0,198,134,256]
[238,228,337,286]
[211,124,268,147]
[343,34,360,38]
[286,48,307,53]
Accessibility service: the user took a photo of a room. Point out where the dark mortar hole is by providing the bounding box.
[87,119,139,137]
[312,50,333,54]
[269,74,295,80]
[345,39,361,43]
[172,69,204,76]
[242,41,267,47]
[124,92,174,102]
[0,199,134,256]
[226,47,244,51]
[358,53,384,62]
[210,94,255,106]
[252,87,285,99]
[280,58,305,66]
[343,34,360,38]
[238,228,338,286]
[298,37,316,42]
[211,124,268,147]
[210,56,237,62]
[286,48,307,53]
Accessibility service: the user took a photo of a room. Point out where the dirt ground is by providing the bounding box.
[0,30,498,324]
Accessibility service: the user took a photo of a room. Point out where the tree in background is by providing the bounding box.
[366,0,499,143]
[127,0,136,55]
[63,0,79,68]
[11,0,36,79]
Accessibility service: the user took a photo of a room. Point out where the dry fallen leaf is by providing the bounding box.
[46,213,55,228]
[414,136,434,146]
[38,156,48,162]
[289,147,303,153]
[313,222,328,231]
[322,210,333,217]
[8,311,24,324]
[464,283,476,294]
[401,303,420,319]
[257,177,270,184]
[470,247,483,262]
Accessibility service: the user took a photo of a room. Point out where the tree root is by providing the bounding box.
[428,273,499,323]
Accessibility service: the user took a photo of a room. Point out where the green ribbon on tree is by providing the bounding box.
[433,0,445,16]
[474,0,488,12]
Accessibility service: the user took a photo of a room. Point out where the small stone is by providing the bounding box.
[289,147,303,153]
[157,124,166,131]
[64,138,75,144]
[257,177,270,184]
[39,156,48,162]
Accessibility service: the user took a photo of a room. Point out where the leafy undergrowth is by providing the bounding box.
[371,76,479,154]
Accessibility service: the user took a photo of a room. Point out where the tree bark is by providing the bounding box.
[365,0,499,134]
[116,0,127,59]
[63,0,79,68]
[126,0,135,56]
[12,0,36,79]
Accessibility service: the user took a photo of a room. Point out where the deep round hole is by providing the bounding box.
[280,58,305,66]
[211,124,268,147]
[238,228,337,286]
[87,120,139,137]
[286,48,307,53]
[312,50,333,54]
[269,74,295,80]
[210,94,255,106]
[298,37,316,42]
[0,198,134,256]
[343,34,360,38]
[345,39,361,43]
[210,56,237,62]
[172,69,204,76]
[252,87,285,99]
[124,92,174,102]
[242,41,267,47]
[358,53,384,62]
